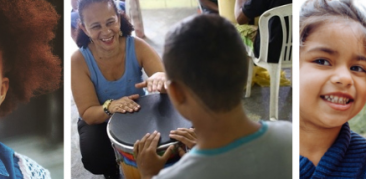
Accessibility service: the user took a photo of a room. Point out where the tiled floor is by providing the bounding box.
[71,7,292,178]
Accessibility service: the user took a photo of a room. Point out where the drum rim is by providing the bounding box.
[107,119,179,152]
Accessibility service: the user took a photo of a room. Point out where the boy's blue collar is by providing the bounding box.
[190,121,268,156]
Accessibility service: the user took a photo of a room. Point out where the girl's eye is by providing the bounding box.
[350,66,366,72]
[313,59,330,66]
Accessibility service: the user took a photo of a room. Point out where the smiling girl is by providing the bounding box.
[300,0,366,178]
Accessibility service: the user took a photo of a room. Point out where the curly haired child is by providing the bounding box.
[0,0,62,178]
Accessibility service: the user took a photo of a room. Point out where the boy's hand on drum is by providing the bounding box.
[134,131,174,179]
[170,128,197,149]
[135,72,167,93]
[176,145,187,157]
[109,94,140,113]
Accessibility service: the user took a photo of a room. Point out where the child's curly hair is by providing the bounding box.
[0,0,62,116]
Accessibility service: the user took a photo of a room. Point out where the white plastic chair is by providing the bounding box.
[245,4,292,121]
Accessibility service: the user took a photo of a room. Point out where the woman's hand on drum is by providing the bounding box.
[170,128,197,156]
[109,94,140,113]
[134,131,174,179]
[135,72,167,93]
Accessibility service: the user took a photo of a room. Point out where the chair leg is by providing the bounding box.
[245,59,254,98]
[268,64,281,121]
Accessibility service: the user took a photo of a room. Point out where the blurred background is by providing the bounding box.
[349,106,366,138]
[0,0,64,178]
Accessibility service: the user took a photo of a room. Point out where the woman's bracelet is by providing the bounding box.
[103,99,114,116]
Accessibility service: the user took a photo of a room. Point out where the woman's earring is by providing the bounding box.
[89,37,93,43]
[119,30,123,37]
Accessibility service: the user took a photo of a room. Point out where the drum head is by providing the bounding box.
[109,94,192,147]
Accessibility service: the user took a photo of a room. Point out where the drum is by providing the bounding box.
[107,93,192,179]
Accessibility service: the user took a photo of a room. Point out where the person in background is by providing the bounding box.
[71,0,79,41]
[235,0,291,63]
[0,0,62,178]
[199,0,218,14]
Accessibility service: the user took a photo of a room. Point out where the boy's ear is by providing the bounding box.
[0,77,9,105]
[167,81,186,105]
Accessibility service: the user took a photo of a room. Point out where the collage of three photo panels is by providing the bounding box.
[0,0,366,178]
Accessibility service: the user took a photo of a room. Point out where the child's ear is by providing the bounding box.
[167,81,186,105]
[0,77,9,105]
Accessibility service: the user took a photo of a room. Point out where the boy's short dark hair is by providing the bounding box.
[163,15,249,112]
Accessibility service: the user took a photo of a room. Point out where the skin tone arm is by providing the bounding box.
[134,129,197,179]
[71,51,110,124]
[235,0,250,25]
[199,0,218,13]
[134,132,174,179]
[134,37,167,93]
[170,128,197,156]
[71,37,166,125]
[71,51,141,124]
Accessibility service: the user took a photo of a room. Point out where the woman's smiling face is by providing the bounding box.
[80,1,120,51]
[300,20,366,128]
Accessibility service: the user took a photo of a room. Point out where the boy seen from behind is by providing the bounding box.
[134,14,292,179]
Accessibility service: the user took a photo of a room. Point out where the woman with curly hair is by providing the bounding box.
[0,0,62,178]
[71,0,172,178]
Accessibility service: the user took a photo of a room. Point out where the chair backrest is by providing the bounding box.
[257,4,292,67]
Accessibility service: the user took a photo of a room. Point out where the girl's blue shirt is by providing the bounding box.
[0,142,22,179]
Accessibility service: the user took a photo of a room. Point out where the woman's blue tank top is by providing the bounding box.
[79,36,145,104]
